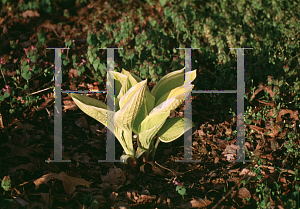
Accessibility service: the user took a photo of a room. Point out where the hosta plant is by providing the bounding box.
[69,68,196,171]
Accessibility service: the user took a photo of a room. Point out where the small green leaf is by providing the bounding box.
[30,55,36,63]
[176,185,186,197]
[21,65,32,81]
[91,200,98,208]
[1,176,11,191]
[63,60,69,66]
[0,91,10,101]
[93,63,99,70]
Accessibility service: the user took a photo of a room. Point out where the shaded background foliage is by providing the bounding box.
[0,0,299,116]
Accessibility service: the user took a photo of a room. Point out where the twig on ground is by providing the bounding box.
[29,87,52,96]
[51,25,60,38]
[155,161,178,182]
[0,113,4,129]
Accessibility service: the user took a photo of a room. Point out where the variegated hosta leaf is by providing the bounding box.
[119,78,147,109]
[155,84,195,107]
[117,76,131,103]
[145,91,155,115]
[149,84,193,115]
[151,68,184,101]
[109,71,127,102]
[138,111,170,149]
[132,91,155,134]
[108,70,141,112]
[129,70,152,93]
[131,73,143,83]
[69,93,135,154]
[114,125,134,155]
[69,93,114,132]
[121,68,153,93]
[132,101,147,135]
[157,117,195,143]
[120,69,153,99]
[121,68,139,88]
[108,71,123,112]
[115,97,120,112]
[117,69,143,104]
[151,68,196,103]
[115,79,147,131]
[69,93,111,110]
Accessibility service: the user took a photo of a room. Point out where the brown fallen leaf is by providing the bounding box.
[68,68,79,79]
[3,143,36,163]
[22,10,40,18]
[36,93,54,111]
[236,187,251,199]
[180,197,213,208]
[12,122,35,132]
[89,124,99,134]
[225,127,232,136]
[13,197,29,207]
[251,83,274,100]
[72,153,91,164]
[239,168,256,177]
[140,162,156,174]
[197,128,206,137]
[222,145,240,161]
[137,194,156,204]
[248,124,267,135]
[232,187,252,208]
[101,166,126,185]
[63,99,78,111]
[276,109,299,123]
[33,172,91,195]
[9,163,38,174]
[0,17,4,25]
[75,115,89,129]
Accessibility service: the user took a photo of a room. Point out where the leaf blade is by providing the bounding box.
[150,68,196,103]
[138,111,170,149]
[132,90,155,134]
[157,117,195,143]
[115,79,148,131]
[69,93,114,132]
[155,84,195,107]
[149,84,193,115]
